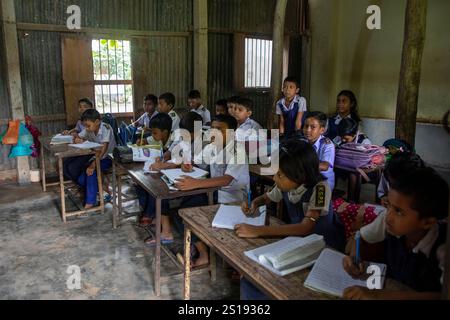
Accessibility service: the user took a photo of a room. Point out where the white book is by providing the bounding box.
[304,248,387,298]
[69,141,103,149]
[51,134,73,145]
[161,167,209,184]
[244,235,326,276]
[212,205,267,230]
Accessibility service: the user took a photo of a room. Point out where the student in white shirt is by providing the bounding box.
[233,97,263,142]
[132,94,158,129]
[187,90,211,126]
[158,92,180,132]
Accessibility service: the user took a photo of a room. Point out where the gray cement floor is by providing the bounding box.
[0,183,240,300]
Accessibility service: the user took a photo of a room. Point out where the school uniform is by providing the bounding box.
[360,211,447,292]
[312,135,336,190]
[168,110,180,132]
[241,180,346,300]
[74,120,85,133]
[327,114,352,141]
[276,95,307,137]
[191,105,211,125]
[74,122,116,205]
[136,111,158,128]
[235,118,263,142]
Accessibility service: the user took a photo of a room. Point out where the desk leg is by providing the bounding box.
[183,227,192,300]
[207,191,217,282]
[155,198,161,297]
[117,174,123,216]
[112,160,118,229]
[40,142,46,192]
[96,157,105,214]
[58,157,66,223]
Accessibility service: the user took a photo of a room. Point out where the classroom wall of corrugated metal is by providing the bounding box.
[1,0,304,176]
[207,0,304,127]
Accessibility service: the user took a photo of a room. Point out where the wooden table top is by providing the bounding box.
[41,136,101,158]
[127,169,219,200]
[179,205,411,300]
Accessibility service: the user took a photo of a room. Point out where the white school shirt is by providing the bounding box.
[168,110,180,131]
[313,136,336,190]
[191,105,211,125]
[194,142,250,204]
[360,211,446,269]
[236,118,263,141]
[333,131,372,146]
[136,111,158,128]
[79,122,117,159]
[275,95,307,115]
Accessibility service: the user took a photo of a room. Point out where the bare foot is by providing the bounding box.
[84,204,94,209]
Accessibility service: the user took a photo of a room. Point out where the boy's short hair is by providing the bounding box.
[390,167,449,220]
[215,99,228,109]
[78,98,94,108]
[212,114,238,130]
[159,93,176,108]
[283,76,300,88]
[188,90,201,99]
[180,112,203,133]
[384,152,425,182]
[235,97,254,112]
[144,94,158,106]
[305,111,328,128]
[150,113,173,133]
[337,118,359,137]
[81,109,101,122]
[227,96,240,104]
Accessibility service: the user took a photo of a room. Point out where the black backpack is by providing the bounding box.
[102,113,120,145]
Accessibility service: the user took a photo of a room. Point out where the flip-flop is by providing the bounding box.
[144,236,174,246]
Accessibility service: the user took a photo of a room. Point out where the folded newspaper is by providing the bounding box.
[244,235,326,276]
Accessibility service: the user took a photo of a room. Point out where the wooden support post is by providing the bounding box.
[443,196,450,300]
[193,0,208,99]
[1,0,30,184]
[269,0,288,130]
[395,0,428,147]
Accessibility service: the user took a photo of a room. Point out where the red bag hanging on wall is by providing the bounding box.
[1,120,20,145]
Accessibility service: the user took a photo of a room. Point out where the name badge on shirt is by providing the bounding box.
[316,185,326,207]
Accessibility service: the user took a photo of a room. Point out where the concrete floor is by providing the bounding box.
[0,183,239,300]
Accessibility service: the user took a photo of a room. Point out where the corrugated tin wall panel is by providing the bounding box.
[15,0,192,31]
[147,36,193,109]
[0,19,11,119]
[18,31,66,117]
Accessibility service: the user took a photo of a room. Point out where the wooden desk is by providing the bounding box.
[40,137,105,223]
[124,168,219,297]
[179,205,411,300]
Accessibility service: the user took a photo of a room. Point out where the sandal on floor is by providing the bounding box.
[144,236,174,246]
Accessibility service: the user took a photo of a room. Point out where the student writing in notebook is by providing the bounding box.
[342,168,448,300]
[237,139,345,300]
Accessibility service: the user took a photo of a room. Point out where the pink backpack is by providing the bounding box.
[335,143,387,180]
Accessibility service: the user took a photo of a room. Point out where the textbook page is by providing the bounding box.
[161,167,209,184]
[304,248,386,297]
[244,235,325,276]
[212,205,267,230]
[69,141,103,149]
[51,134,73,144]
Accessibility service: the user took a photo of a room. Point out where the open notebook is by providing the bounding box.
[304,248,387,298]
[69,141,103,149]
[160,167,209,190]
[212,205,267,230]
[244,235,326,276]
[51,134,73,145]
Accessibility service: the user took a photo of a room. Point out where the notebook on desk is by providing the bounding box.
[304,248,387,298]
[244,235,326,276]
[159,167,209,191]
[212,205,267,230]
[69,141,103,149]
[50,134,73,145]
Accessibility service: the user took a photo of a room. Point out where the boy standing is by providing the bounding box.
[276,77,307,138]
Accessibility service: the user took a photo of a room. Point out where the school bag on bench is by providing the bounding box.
[335,143,387,181]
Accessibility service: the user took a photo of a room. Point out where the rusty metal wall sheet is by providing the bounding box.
[15,0,192,32]
[18,31,66,117]
[147,36,193,109]
[0,20,11,120]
